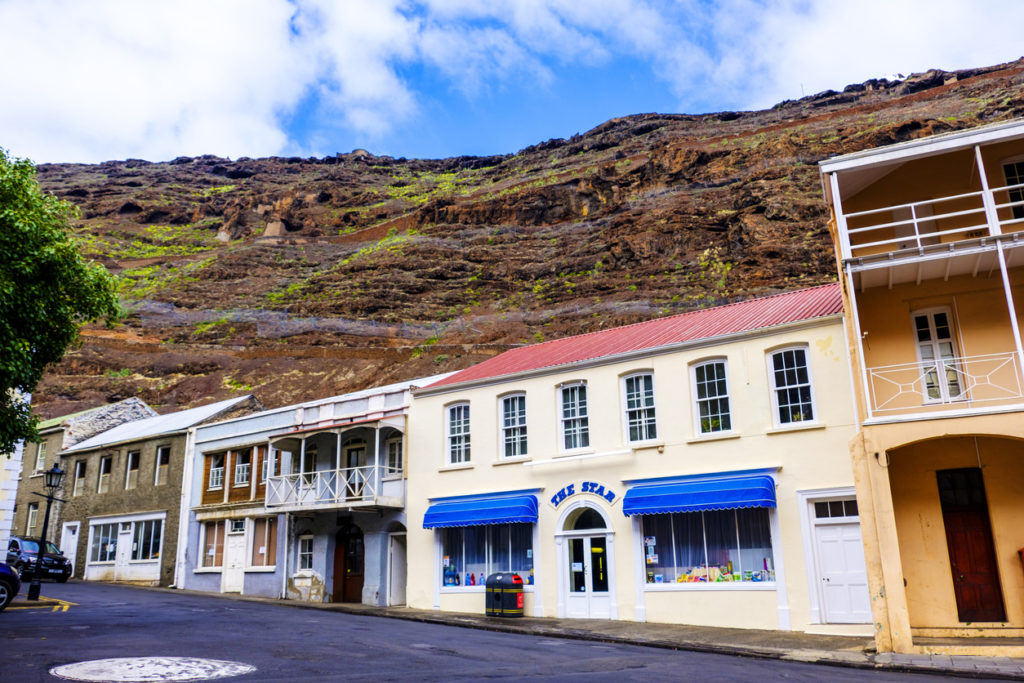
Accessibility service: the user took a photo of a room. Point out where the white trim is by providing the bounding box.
[557,381,591,454]
[497,392,529,460]
[87,510,167,525]
[523,449,630,467]
[766,345,819,428]
[555,500,617,619]
[445,402,471,466]
[632,514,646,622]
[769,507,790,630]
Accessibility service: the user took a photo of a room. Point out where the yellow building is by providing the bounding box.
[820,119,1024,655]
[406,285,871,634]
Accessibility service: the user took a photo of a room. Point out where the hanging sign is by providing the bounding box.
[549,480,617,507]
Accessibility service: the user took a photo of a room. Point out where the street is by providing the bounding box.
[1,582,972,682]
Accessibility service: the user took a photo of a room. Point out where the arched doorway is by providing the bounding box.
[558,504,614,619]
[333,525,364,603]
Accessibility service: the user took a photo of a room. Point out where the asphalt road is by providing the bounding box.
[1,582,970,682]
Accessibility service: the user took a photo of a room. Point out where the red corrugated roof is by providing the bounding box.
[426,283,842,389]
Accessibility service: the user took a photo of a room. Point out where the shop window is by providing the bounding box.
[125,451,140,490]
[623,373,657,443]
[768,347,815,425]
[446,403,471,465]
[34,441,46,473]
[500,394,528,458]
[201,521,224,568]
[560,383,590,451]
[98,455,112,494]
[250,518,277,567]
[692,359,732,434]
[90,522,118,563]
[298,535,314,570]
[154,446,170,486]
[131,519,162,560]
[385,438,403,477]
[72,460,87,496]
[440,523,533,587]
[26,503,38,536]
[234,449,252,487]
[640,508,774,584]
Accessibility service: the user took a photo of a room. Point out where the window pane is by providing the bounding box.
[509,524,533,577]
[625,374,657,442]
[641,514,677,583]
[737,508,774,581]
[441,528,463,585]
[492,524,510,571]
[695,361,731,433]
[672,512,707,579]
[464,527,486,585]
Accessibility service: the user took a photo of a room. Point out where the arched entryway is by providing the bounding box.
[557,503,614,619]
[333,525,364,603]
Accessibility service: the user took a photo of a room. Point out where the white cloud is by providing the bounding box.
[0,0,1021,163]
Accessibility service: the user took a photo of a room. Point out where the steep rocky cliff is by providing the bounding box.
[32,60,1024,417]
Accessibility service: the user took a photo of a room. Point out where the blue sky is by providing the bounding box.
[2,0,1023,164]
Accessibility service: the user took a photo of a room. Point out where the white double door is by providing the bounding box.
[563,533,612,619]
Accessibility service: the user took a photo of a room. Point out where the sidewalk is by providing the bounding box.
[175,588,1024,680]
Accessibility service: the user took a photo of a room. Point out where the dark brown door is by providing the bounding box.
[333,526,364,603]
[937,468,1005,622]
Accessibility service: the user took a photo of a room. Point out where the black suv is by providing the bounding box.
[6,536,72,582]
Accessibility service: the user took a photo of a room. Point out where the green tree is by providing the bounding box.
[0,149,120,455]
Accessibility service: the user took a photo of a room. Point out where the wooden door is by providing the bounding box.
[937,468,1005,622]
[333,526,364,603]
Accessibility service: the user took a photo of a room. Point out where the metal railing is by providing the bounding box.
[867,352,1024,414]
[265,465,382,508]
[842,183,1024,260]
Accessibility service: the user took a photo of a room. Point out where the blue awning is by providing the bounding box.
[622,474,776,516]
[423,493,538,528]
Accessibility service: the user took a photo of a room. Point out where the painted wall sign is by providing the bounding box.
[550,481,617,507]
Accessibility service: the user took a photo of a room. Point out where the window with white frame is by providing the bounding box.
[913,309,963,403]
[623,373,657,443]
[234,449,252,487]
[98,455,112,493]
[768,347,815,425]
[440,524,533,587]
[500,394,528,458]
[560,383,590,450]
[26,503,38,536]
[259,447,270,484]
[34,441,46,473]
[131,519,162,560]
[89,523,118,563]
[250,517,277,567]
[208,453,225,489]
[640,508,774,584]
[298,535,314,570]
[125,451,140,490]
[73,460,87,496]
[446,403,471,464]
[1005,160,1024,221]
[693,360,732,434]
[154,445,170,486]
[385,438,403,477]
[201,521,223,568]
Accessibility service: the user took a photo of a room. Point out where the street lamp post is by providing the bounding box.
[27,464,65,601]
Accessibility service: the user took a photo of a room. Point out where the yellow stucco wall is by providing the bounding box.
[406,317,863,633]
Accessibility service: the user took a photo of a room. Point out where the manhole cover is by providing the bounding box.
[51,657,255,682]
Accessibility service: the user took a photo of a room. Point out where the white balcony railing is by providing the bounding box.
[265,465,385,509]
[842,182,1024,261]
[867,352,1024,415]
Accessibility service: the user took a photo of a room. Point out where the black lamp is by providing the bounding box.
[27,464,65,601]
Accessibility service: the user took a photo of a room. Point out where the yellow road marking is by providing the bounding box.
[9,597,76,612]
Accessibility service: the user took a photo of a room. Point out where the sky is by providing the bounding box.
[1,0,1022,164]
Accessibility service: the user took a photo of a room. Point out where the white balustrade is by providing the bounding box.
[266,465,382,508]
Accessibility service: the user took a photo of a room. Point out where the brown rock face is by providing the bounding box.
[31,59,1024,417]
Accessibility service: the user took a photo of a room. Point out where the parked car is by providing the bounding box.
[0,562,21,611]
[6,536,72,583]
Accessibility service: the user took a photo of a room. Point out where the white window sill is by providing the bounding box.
[686,432,741,444]
[382,474,403,481]
[766,422,825,435]
[440,585,534,593]
[245,566,276,573]
[129,559,160,565]
[643,582,776,592]
[193,567,222,573]
[439,463,474,472]
[493,456,531,466]
[233,484,250,488]
[554,448,594,458]
[628,440,663,451]
[88,562,116,567]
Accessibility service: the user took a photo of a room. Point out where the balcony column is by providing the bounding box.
[373,426,381,500]
[995,241,1024,383]
[844,263,875,422]
[975,145,1002,236]
[829,173,854,260]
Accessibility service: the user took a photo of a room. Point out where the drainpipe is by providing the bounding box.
[280,512,290,599]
